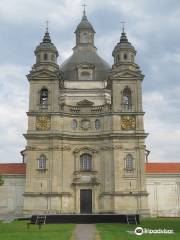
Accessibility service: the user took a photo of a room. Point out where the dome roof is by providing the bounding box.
[35,31,58,56]
[60,50,110,81]
[75,13,95,33]
[112,31,136,56]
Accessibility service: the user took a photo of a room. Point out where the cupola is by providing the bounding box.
[34,26,59,70]
[112,28,136,67]
[74,7,96,51]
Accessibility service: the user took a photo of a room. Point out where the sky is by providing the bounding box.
[0,0,180,163]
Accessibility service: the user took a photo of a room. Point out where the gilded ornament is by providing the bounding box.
[121,116,136,130]
[36,115,51,131]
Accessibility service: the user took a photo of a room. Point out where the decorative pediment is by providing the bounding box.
[112,70,144,80]
[27,69,58,80]
[77,99,94,106]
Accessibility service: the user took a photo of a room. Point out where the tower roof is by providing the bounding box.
[112,29,136,57]
[60,9,110,81]
[35,29,58,56]
[75,9,95,33]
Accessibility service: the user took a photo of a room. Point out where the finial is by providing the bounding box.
[82,2,87,18]
[120,21,125,33]
[46,20,49,33]
[43,20,51,43]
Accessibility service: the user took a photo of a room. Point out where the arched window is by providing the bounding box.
[126,154,133,170]
[80,153,92,171]
[38,154,46,169]
[40,88,48,106]
[72,119,77,129]
[95,119,100,129]
[122,87,132,109]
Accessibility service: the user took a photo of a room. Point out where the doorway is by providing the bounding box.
[80,189,92,214]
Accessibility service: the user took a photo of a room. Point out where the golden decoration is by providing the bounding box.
[121,116,136,130]
[36,115,51,131]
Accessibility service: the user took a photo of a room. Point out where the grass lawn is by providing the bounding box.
[0,220,75,240]
[96,218,180,240]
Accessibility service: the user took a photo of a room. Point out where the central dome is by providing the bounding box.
[60,11,110,81]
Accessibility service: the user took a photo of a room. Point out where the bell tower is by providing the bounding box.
[109,27,149,216]
[23,28,61,214]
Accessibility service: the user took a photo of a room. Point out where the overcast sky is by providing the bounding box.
[0,0,180,163]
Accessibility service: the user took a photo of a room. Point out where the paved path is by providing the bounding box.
[73,224,96,240]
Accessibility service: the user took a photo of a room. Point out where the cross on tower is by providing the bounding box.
[120,21,125,33]
[82,2,87,16]
[46,20,49,32]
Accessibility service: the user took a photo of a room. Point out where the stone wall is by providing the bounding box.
[0,172,180,217]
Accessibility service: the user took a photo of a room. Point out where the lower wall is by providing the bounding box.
[0,173,180,217]
[146,174,180,217]
[0,174,25,218]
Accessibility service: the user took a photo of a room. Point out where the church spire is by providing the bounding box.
[42,20,51,43]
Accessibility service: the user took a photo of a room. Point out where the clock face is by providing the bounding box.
[121,116,136,130]
[36,115,51,131]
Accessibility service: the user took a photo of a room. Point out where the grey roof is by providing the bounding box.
[75,14,95,33]
[35,31,58,56]
[60,49,110,81]
[112,31,136,56]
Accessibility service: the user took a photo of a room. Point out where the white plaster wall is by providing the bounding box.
[0,175,25,216]
[146,174,180,217]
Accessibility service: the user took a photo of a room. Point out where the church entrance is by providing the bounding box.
[80,189,92,214]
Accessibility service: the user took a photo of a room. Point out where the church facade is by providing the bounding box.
[23,11,149,216]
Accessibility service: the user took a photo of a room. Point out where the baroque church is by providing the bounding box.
[1,11,180,218]
[22,9,150,216]
[1,9,180,219]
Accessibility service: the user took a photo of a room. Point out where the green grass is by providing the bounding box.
[0,221,75,240]
[96,218,180,240]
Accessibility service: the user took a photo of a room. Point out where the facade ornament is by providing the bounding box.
[100,145,123,151]
[121,116,136,130]
[80,119,91,130]
[36,115,51,131]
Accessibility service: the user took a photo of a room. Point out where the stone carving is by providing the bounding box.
[36,115,51,131]
[80,119,91,130]
[27,145,71,151]
[121,116,136,130]
[101,145,123,151]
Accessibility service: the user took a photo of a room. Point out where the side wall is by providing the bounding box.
[0,175,25,217]
[146,174,180,217]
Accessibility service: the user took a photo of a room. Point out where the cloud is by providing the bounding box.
[0,64,28,163]
[144,91,180,162]
[0,0,180,163]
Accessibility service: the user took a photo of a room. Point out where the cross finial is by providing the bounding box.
[82,2,87,17]
[46,20,49,33]
[120,21,125,33]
